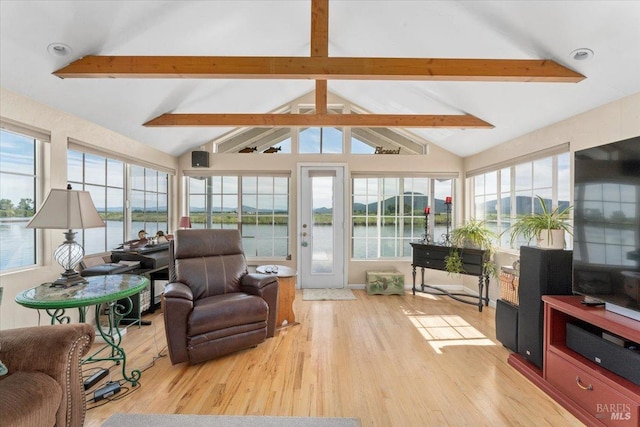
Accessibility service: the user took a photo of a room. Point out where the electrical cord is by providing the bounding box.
[86,317,166,410]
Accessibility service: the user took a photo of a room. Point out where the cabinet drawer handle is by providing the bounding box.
[576,376,593,391]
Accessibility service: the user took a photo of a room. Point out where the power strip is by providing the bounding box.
[84,368,109,390]
[94,382,121,401]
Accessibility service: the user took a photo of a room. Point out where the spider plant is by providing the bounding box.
[509,195,573,248]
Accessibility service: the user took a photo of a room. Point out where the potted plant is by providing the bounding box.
[445,219,498,278]
[508,195,572,249]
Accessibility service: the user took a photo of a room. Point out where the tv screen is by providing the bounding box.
[573,136,640,319]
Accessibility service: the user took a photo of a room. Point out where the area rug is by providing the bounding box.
[302,288,356,301]
[102,413,361,427]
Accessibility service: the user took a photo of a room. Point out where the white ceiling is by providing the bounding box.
[1,1,639,158]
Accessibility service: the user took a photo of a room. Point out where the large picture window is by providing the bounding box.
[470,151,571,249]
[68,150,169,254]
[188,175,290,258]
[352,176,455,259]
[0,129,39,271]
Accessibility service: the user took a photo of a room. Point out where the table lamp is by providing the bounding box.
[26,184,105,288]
[179,216,191,229]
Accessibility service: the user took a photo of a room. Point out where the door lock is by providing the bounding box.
[301,225,308,247]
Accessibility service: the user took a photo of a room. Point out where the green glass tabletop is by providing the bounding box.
[15,274,149,310]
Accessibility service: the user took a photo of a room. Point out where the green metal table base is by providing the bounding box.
[45,306,88,324]
[83,297,142,386]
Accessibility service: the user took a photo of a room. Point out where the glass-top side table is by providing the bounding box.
[15,274,149,386]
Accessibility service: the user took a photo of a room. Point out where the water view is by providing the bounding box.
[0,220,452,271]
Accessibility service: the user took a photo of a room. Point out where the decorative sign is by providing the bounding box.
[374,147,400,154]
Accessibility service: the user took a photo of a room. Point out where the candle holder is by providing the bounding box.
[422,212,431,243]
[441,199,452,246]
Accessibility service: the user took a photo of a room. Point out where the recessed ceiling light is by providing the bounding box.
[47,42,72,57]
[570,48,594,61]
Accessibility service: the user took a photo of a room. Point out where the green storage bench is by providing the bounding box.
[366,271,405,295]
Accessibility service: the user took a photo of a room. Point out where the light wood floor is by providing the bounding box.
[83,290,583,426]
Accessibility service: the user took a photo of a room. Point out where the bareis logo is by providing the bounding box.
[596,403,632,421]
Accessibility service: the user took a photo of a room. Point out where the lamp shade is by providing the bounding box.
[26,187,105,230]
[179,216,192,228]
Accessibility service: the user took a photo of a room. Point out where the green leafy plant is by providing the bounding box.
[444,250,465,275]
[508,195,573,247]
[450,219,497,251]
[445,219,498,278]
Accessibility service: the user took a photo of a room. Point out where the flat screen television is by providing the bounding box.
[573,136,640,321]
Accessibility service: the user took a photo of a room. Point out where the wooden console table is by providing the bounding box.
[410,242,489,312]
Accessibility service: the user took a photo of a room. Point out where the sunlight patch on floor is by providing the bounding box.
[408,314,495,354]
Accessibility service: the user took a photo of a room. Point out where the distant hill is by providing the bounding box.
[352,192,441,215]
[137,194,570,216]
[483,196,571,215]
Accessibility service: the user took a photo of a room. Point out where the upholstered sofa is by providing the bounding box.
[0,323,95,427]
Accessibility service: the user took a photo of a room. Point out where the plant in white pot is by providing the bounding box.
[509,195,572,250]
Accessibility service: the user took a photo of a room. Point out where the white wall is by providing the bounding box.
[465,91,640,303]
[0,88,178,329]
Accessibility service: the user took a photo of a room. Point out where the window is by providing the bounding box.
[470,151,571,249]
[352,176,455,259]
[0,129,39,271]
[188,175,290,258]
[68,150,169,254]
[213,103,427,155]
[68,150,125,254]
[351,135,376,154]
[299,127,343,154]
[130,165,169,240]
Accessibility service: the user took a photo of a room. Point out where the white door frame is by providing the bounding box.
[297,163,348,289]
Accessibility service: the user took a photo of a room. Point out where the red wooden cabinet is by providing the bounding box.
[543,296,640,427]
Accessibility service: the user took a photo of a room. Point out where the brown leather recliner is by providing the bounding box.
[163,229,279,365]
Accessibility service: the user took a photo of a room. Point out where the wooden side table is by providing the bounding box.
[256,265,297,327]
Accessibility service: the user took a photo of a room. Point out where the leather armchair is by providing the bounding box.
[163,229,279,365]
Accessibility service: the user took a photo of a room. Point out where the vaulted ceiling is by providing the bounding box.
[1,1,639,157]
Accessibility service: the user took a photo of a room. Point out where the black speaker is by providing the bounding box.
[496,299,518,352]
[191,151,209,168]
[566,322,640,385]
[517,246,572,369]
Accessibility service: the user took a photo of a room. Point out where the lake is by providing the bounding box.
[1,220,450,271]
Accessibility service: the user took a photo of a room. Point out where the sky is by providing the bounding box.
[0,130,36,207]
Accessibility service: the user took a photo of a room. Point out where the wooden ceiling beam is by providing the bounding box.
[310,0,329,58]
[53,56,584,82]
[311,0,329,114]
[143,113,494,128]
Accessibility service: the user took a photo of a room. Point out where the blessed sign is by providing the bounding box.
[374,147,400,154]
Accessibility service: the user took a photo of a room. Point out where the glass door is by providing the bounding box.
[299,165,345,288]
